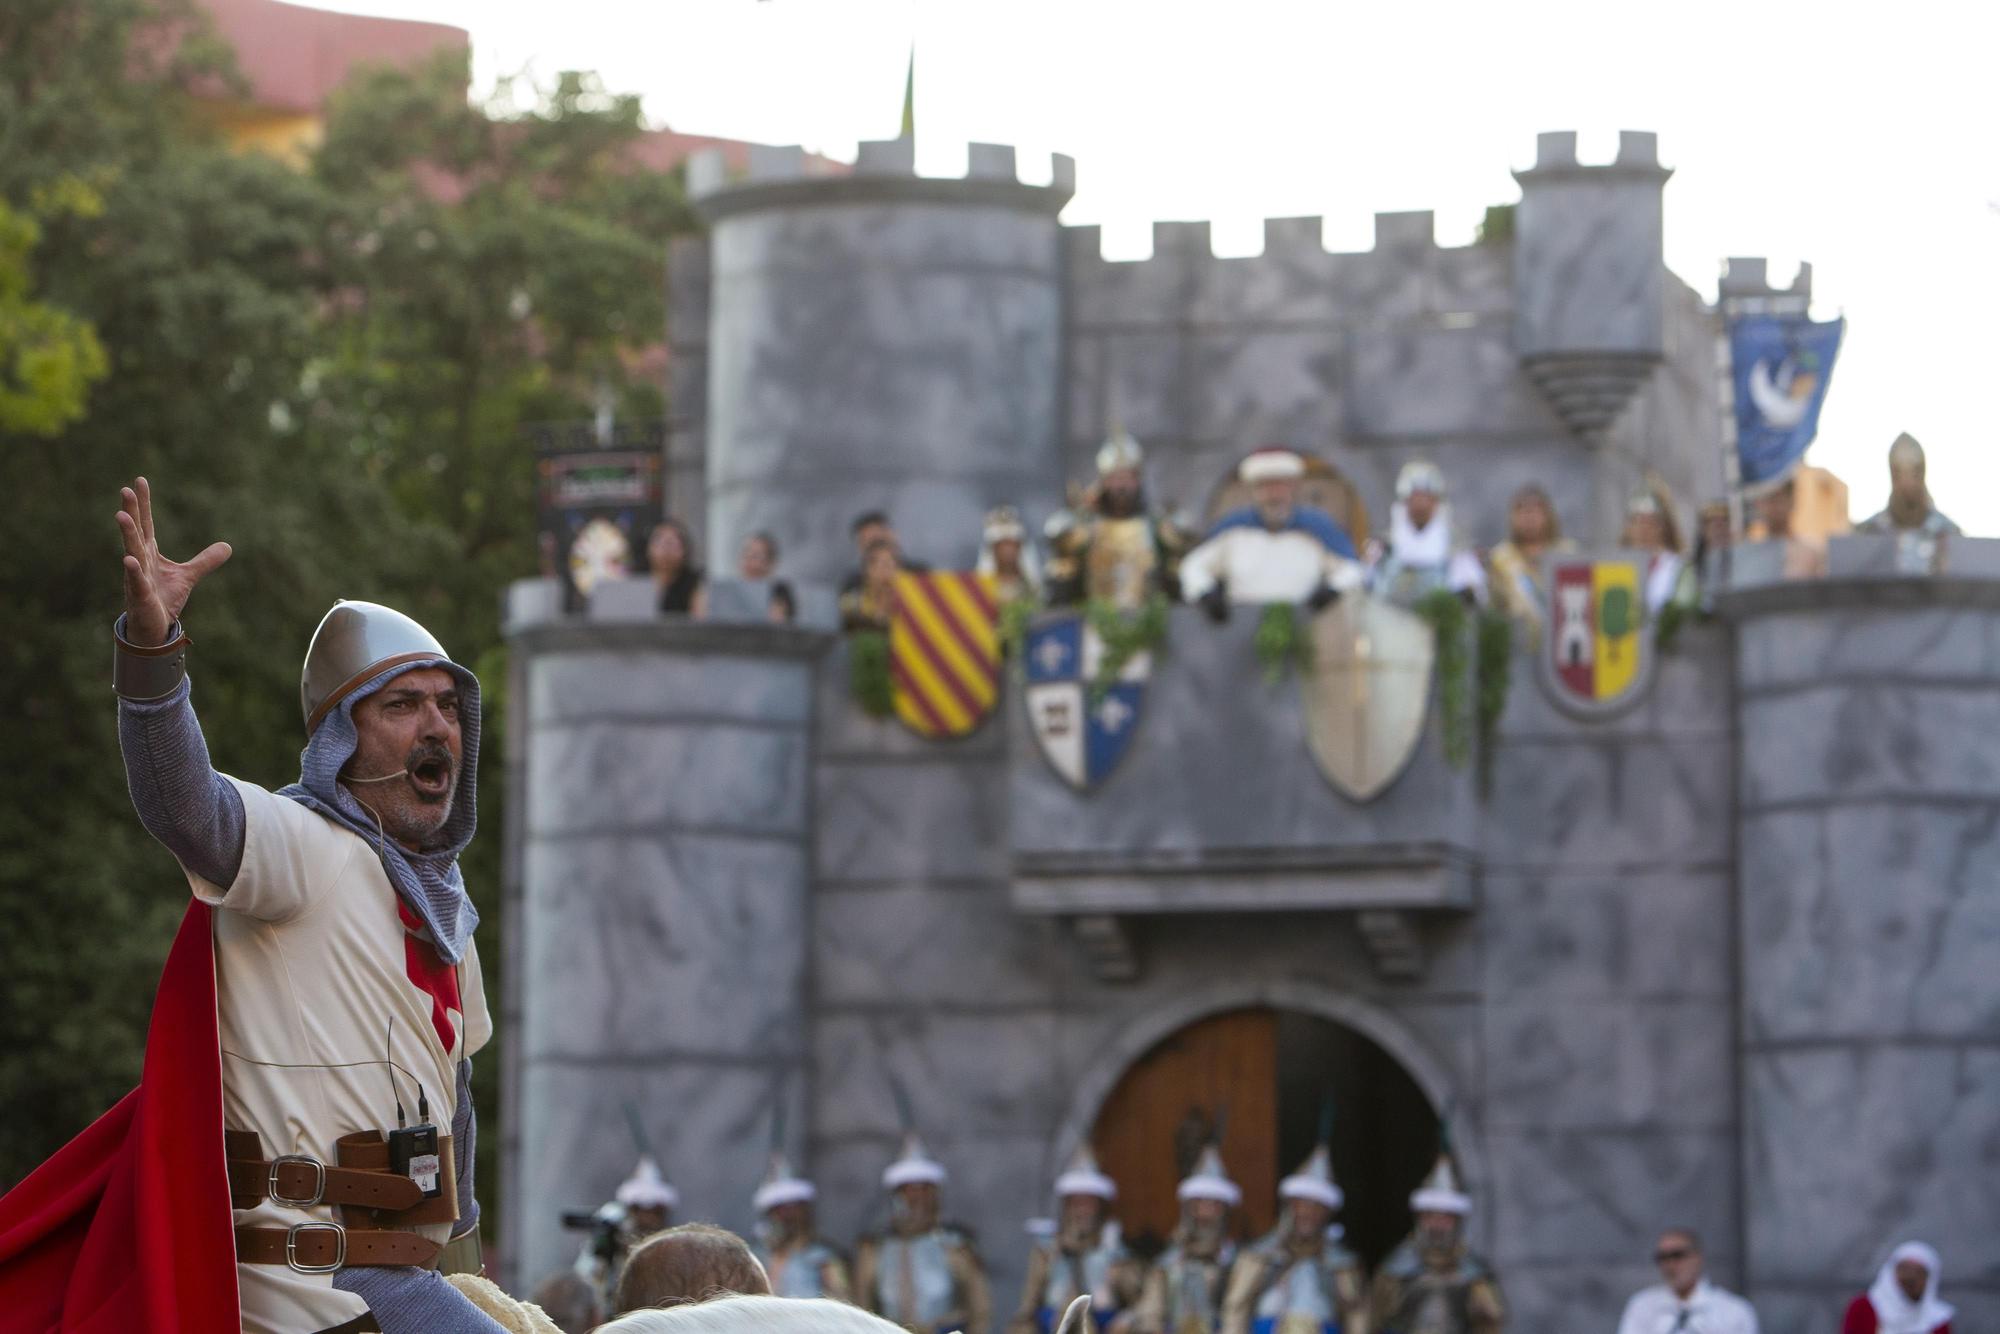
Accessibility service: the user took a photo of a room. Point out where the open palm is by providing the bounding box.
[115,477,231,646]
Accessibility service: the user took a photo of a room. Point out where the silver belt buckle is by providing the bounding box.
[268,1154,327,1207]
[285,1220,347,1274]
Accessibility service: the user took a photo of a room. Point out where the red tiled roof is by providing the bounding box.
[198,0,468,114]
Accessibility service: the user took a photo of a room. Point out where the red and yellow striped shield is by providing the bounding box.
[889,571,1000,738]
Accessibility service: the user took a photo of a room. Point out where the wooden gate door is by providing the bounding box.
[1090,1008,1278,1246]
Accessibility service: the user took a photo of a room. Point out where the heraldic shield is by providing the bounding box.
[1301,594,1434,801]
[1540,555,1656,719]
[890,571,1001,738]
[1023,612,1149,791]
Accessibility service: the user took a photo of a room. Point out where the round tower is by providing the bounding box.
[688,138,1073,582]
[1724,550,2000,1333]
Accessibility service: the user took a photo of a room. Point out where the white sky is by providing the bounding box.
[314,0,2000,531]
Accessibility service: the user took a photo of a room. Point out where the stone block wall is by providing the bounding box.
[1727,569,2000,1334]
[504,617,825,1284]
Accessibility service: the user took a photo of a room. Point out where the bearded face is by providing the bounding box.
[1099,469,1143,518]
[342,667,462,850]
[1179,1198,1228,1258]
[1058,1194,1104,1252]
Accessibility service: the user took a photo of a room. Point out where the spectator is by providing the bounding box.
[1486,483,1576,639]
[1693,501,1732,610]
[842,511,927,596]
[597,1295,924,1334]
[739,530,797,624]
[1620,482,1697,615]
[1752,477,1827,580]
[1842,1243,1954,1334]
[1616,1228,1757,1334]
[839,538,902,634]
[649,519,708,616]
[615,1223,774,1318]
[527,1270,602,1334]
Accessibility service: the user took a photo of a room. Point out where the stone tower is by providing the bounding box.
[686,139,1075,583]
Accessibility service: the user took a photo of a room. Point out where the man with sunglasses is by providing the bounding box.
[1616,1230,1758,1334]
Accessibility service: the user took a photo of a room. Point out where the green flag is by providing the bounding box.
[899,45,914,140]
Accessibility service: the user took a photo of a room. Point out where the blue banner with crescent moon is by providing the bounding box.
[1731,314,1845,487]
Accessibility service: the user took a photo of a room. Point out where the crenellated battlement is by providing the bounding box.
[1062,208,1447,269]
[687,136,1075,219]
[1719,255,1813,308]
[1513,128,1672,179]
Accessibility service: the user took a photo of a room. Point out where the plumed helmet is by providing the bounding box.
[882,1131,949,1190]
[753,1150,818,1213]
[1395,460,1446,501]
[616,1155,681,1210]
[1176,1141,1241,1207]
[1409,1151,1471,1216]
[1277,1143,1344,1211]
[1238,447,1306,484]
[1095,429,1145,478]
[301,600,452,735]
[1053,1143,1118,1202]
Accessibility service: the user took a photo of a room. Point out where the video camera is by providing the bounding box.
[561,1200,629,1264]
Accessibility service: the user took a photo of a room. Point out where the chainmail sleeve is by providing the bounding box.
[117,673,246,887]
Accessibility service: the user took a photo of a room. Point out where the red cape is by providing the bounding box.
[0,903,238,1332]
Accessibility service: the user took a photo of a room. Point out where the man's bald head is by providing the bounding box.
[615,1223,772,1317]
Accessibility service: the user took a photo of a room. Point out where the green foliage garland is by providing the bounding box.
[996,596,1037,670]
[1084,594,1170,699]
[1413,592,1512,779]
[1254,602,1312,683]
[848,631,895,718]
[1474,609,1514,792]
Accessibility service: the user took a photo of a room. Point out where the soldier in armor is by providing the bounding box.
[753,1151,852,1303]
[1368,462,1487,607]
[1044,429,1194,609]
[1220,1146,1366,1334]
[1128,1142,1242,1334]
[1370,1154,1504,1334]
[1858,433,1960,540]
[854,1134,991,1334]
[1009,1146,1143,1334]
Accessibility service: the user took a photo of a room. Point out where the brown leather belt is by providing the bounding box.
[235,1223,441,1272]
[227,1128,459,1272]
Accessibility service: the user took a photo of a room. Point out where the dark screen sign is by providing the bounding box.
[529,420,666,601]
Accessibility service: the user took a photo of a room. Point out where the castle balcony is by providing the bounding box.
[1007,605,1481,982]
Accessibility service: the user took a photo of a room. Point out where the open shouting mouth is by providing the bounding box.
[408,751,454,801]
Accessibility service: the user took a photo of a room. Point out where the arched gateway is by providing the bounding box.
[1050,989,1460,1269]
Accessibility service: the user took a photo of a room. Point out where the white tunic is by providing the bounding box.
[1180,526,1365,606]
[192,778,491,1334]
[1617,1279,1760,1334]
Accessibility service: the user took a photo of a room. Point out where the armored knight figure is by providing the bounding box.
[1128,1143,1243,1334]
[1045,429,1193,609]
[1369,462,1487,607]
[1221,1146,1367,1334]
[855,1134,992,1334]
[1009,1146,1143,1334]
[753,1151,852,1303]
[1179,448,1365,617]
[1370,1155,1504,1334]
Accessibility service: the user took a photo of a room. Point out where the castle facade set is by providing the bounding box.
[496,131,1999,1333]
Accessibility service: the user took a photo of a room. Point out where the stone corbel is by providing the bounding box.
[1357,909,1424,980]
[1070,914,1138,983]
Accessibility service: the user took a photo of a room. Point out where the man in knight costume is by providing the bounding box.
[1008,1146,1142,1334]
[854,1133,991,1334]
[1128,1142,1242,1334]
[753,1151,852,1303]
[1370,1153,1504,1334]
[93,479,501,1332]
[1368,462,1486,607]
[1179,448,1364,618]
[1221,1146,1366,1334]
[1044,429,1194,609]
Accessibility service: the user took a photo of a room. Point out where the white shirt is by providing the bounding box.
[1180,524,1365,605]
[195,779,492,1334]
[1617,1279,1760,1334]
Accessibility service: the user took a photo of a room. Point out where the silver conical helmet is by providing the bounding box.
[301,600,451,734]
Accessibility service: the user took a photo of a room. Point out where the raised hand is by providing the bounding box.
[115,476,231,646]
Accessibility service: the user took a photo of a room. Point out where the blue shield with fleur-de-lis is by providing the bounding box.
[1022,612,1149,792]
